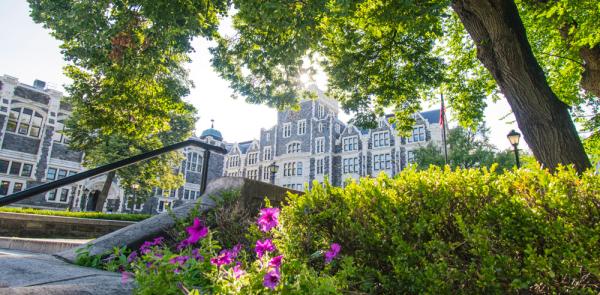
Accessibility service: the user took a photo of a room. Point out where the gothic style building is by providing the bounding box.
[223,87,443,190]
[0,74,225,215]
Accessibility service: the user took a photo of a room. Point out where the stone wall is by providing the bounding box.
[0,212,135,238]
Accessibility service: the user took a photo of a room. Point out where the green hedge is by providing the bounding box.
[0,207,150,222]
[279,166,600,293]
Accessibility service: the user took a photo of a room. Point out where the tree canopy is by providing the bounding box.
[28,0,599,174]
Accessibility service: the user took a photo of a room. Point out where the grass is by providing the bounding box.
[0,207,151,221]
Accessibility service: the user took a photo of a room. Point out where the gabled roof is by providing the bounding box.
[238,141,253,154]
[420,109,441,125]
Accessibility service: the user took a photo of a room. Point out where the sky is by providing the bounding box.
[0,0,524,151]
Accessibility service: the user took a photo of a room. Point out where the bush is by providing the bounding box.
[279,166,600,293]
[0,207,150,221]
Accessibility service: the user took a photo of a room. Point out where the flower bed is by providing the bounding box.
[0,207,150,221]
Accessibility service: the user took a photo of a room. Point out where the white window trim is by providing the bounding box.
[342,136,359,152]
[372,131,390,148]
[286,141,302,154]
[297,119,307,135]
[315,137,325,154]
[282,123,292,138]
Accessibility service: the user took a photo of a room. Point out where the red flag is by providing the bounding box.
[439,97,445,127]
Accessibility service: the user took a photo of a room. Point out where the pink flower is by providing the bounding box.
[257,208,280,232]
[232,262,245,278]
[325,243,341,263]
[185,217,209,244]
[269,255,283,269]
[263,269,281,290]
[255,239,276,259]
[210,249,233,267]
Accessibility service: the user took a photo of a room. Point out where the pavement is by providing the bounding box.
[0,250,133,294]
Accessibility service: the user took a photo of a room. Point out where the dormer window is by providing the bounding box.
[318,104,325,118]
[7,107,44,138]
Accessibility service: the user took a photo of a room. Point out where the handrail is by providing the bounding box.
[0,138,228,207]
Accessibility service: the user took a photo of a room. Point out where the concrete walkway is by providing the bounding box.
[0,237,90,254]
[0,251,133,294]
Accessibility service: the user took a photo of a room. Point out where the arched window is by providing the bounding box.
[287,142,301,154]
[7,107,44,137]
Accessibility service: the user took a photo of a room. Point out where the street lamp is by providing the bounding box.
[268,162,279,185]
[507,129,521,168]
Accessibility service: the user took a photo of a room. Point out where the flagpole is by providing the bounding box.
[441,93,448,165]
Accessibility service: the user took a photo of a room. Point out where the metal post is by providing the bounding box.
[513,145,521,168]
[270,171,276,185]
[200,149,211,195]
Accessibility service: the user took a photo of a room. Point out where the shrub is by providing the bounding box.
[279,166,600,293]
[0,207,150,221]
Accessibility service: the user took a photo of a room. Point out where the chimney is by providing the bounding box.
[33,79,46,90]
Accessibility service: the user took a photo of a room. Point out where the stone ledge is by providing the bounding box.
[0,237,89,254]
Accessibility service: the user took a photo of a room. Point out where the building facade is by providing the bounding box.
[0,74,225,214]
[223,87,443,190]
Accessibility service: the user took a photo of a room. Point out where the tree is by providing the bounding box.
[412,126,517,172]
[210,0,597,172]
[28,0,226,210]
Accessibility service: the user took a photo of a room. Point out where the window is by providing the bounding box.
[228,155,240,168]
[0,160,9,174]
[186,151,202,172]
[373,131,390,147]
[316,158,324,174]
[0,181,9,196]
[247,153,258,165]
[263,147,272,161]
[53,120,69,143]
[297,120,306,135]
[46,189,56,201]
[318,123,323,133]
[7,107,44,137]
[47,168,57,180]
[378,118,386,128]
[246,169,258,180]
[59,188,69,202]
[343,157,359,173]
[263,168,271,181]
[126,197,143,211]
[335,124,340,133]
[157,200,172,213]
[283,123,291,138]
[408,126,426,143]
[9,162,21,175]
[287,142,301,154]
[20,164,33,177]
[183,189,200,200]
[373,154,392,171]
[283,162,299,176]
[343,137,359,152]
[318,104,325,118]
[407,151,415,163]
[315,138,324,154]
[57,169,68,179]
[266,133,270,141]
[12,182,23,193]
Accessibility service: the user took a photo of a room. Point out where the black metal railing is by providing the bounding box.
[0,138,227,207]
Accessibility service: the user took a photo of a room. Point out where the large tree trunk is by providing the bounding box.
[95,170,116,212]
[451,0,591,173]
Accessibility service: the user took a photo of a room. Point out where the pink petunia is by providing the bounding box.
[257,208,280,232]
[210,249,234,267]
[120,271,134,285]
[269,255,283,269]
[324,243,341,263]
[185,217,209,245]
[232,262,245,278]
[255,239,276,259]
[263,269,281,290]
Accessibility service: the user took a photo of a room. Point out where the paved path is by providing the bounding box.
[0,251,133,294]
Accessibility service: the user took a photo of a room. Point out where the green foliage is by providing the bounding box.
[0,207,149,221]
[279,167,600,293]
[27,0,226,202]
[413,126,517,172]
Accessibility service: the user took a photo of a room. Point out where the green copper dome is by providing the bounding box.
[200,128,223,141]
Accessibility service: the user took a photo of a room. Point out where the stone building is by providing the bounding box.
[0,74,225,214]
[223,86,443,190]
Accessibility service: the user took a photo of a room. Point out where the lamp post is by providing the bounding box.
[268,162,279,185]
[507,129,521,168]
